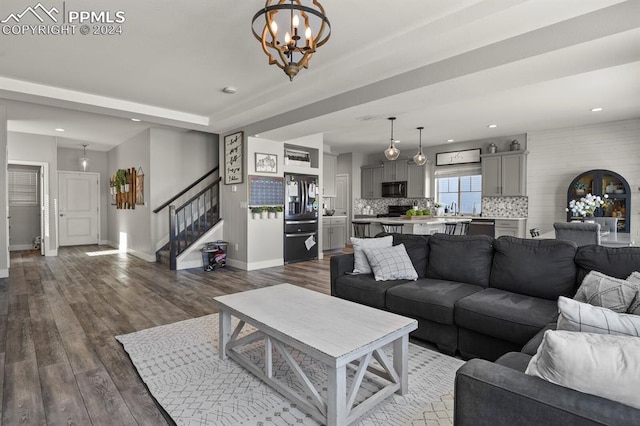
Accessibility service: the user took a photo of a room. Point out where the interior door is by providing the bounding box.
[335,174,349,216]
[58,172,99,246]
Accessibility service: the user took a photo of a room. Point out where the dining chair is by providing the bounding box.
[353,222,371,238]
[381,223,404,234]
[553,222,601,246]
[593,217,618,233]
[444,223,457,235]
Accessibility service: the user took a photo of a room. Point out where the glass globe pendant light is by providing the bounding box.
[384,117,400,161]
[413,126,427,166]
[79,144,90,171]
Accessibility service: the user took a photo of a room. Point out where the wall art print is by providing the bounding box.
[224,131,243,184]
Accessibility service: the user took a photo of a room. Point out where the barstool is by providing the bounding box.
[457,222,469,235]
[382,223,404,234]
[444,223,457,235]
[529,228,541,238]
[353,222,371,238]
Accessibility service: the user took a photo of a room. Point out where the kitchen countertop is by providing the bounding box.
[352,215,527,224]
[323,215,347,218]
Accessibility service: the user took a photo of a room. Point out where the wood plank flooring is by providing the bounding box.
[0,246,332,425]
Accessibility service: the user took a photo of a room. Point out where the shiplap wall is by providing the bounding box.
[527,119,640,239]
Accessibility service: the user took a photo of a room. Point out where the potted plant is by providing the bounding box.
[574,181,588,195]
[260,206,269,219]
[267,206,277,219]
[250,207,261,219]
[434,202,444,216]
[275,205,284,218]
[115,169,127,193]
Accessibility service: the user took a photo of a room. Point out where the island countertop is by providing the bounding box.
[352,216,527,225]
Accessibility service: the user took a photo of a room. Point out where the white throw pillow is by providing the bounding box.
[627,272,640,315]
[363,243,418,282]
[557,296,640,337]
[525,330,640,409]
[574,271,638,313]
[350,236,393,274]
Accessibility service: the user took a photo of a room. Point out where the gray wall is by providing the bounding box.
[8,165,40,249]
[57,147,109,243]
[0,106,7,277]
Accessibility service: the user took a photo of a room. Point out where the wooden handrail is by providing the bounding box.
[153,166,219,213]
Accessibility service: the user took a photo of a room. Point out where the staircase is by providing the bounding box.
[154,167,221,270]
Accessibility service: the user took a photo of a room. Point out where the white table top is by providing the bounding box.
[212,284,417,362]
[539,231,635,247]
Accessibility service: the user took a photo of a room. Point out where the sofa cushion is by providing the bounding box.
[627,271,640,315]
[364,244,418,282]
[386,278,483,325]
[574,245,640,284]
[351,235,392,274]
[332,274,407,309]
[574,271,638,313]
[490,236,577,299]
[455,288,558,345]
[557,296,640,337]
[426,234,494,287]
[495,351,532,373]
[392,234,429,278]
[525,330,640,410]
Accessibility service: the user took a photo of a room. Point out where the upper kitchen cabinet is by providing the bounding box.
[407,161,430,198]
[361,165,383,199]
[323,154,337,196]
[481,151,528,196]
[567,169,630,232]
[382,160,408,182]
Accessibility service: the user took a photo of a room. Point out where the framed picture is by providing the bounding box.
[224,131,243,184]
[255,152,278,173]
[435,148,481,166]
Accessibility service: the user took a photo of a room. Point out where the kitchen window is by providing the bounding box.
[435,164,482,214]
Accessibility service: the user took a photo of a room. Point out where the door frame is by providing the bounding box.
[7,160,50,257]
[336,173,350,237]
[57,171,101,247]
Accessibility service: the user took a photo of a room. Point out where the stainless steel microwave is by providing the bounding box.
[382,181,407,198]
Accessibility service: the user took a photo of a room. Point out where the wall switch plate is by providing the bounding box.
[235,243,239,251]
[240,202,248,209]
[232,185,237,192]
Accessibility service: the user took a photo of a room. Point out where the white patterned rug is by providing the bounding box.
[116,314,464,426]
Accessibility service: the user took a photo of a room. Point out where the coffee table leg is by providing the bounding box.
[327,364,346,426]
[218,310,231,360]
[393,334,409,395]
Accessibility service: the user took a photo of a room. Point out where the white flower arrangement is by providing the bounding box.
[566,193,608,217]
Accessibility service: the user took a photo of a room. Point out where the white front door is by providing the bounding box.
[58,172,99,246]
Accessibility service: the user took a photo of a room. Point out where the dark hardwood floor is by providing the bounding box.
[0,246,332,425]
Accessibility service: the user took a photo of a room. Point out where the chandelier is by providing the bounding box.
[252,0,331,81]
[413,127,427,165]
[384,117,400,161]
[80,144,90,171]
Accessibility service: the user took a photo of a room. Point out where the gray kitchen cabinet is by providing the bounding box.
[323,154,337,196]
[481,151,527,196]
[382,160,408,182]
[494,219,526,238]
[323,217,347,250]
[361,165,383,199]
[407,162,429,198]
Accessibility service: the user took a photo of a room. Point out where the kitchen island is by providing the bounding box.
[352,216,527,237]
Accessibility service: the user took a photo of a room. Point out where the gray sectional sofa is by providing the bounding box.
[330,234,640,425]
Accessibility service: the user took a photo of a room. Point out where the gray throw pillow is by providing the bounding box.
[363,244,418,282]
[574,271,637,313]
[350,236,393,274]
[557,297,640,337]
[627,272,640,315]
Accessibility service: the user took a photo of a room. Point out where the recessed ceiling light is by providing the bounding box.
[447,139,455,143]
[222,86,237,94]
[254,134,260,138]
[590,107,603,112]
[131,118,142,122]
[487,124,498,129]
[55,128,65,132]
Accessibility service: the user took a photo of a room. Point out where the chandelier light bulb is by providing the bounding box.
[413,126,427,166]
[292,14,299,28]
[285,31,291,44]
[270,20,278,33]
[384,117,400,160]
[305,26,311,39]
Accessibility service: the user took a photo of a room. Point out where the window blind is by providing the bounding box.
[9,169,38,206]
[434,164,482,178]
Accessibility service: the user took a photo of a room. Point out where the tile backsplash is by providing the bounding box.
[482,196,528,217]
[354,198,435,215]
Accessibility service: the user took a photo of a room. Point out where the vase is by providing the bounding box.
[252,212,260,219]
[268,212,276,219]
[260,211,268,219]
[276,211,283,219]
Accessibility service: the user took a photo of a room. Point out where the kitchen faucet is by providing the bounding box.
[451,202,457,216]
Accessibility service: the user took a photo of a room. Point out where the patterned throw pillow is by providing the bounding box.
[350,236,393,274]
[525,330,640,410]
[363,244,418,282]
[574,271,638,313]
[557,297,640,337]
[627,272,640,315]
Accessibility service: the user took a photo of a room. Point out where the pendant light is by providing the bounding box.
[384,117,400,161]
[413,126,427,166]
[79,144,89,171]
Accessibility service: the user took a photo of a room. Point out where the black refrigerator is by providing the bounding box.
[284,173,319,263]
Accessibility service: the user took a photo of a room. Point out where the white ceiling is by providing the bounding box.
[1,0,639,153]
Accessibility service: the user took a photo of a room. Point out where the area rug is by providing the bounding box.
[116,314,464,426]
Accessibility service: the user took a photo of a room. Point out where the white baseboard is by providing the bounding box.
[0,269,7,278]
[46,249,58,257]
[225,259,247,270]
[176,259,203,270]
[9,244,36,251]
[127,249,156,262]
[99,240,111,245]
[246,259,284,271]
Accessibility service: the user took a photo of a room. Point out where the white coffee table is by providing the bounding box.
[212,284,418,426]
